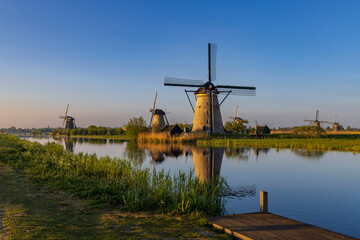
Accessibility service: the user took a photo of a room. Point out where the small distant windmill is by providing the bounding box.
[59,104,76,133]
[164,43,256,133]
[304,110,330,128]
[332,115,341,132]
[229,106,248,124]
[149,92,169,132]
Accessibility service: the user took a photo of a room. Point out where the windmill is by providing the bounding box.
[332,115,341,132]
[164,43,256,133]
[59,104,76,133]
[304,110,330,128]
[149,92,169,132]
[229,105,248,124]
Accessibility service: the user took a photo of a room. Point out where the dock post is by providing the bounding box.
[260,191,268,213]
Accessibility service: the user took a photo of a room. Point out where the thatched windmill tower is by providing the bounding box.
[229,105,248,124]
[149,92,169,132]
[59,104,76,133]
[304,110,330,128]
[164,43,256,133]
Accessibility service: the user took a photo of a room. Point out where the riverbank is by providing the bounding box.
[0,163,231,239]
[0,135,231,239]
[197,138,360,152]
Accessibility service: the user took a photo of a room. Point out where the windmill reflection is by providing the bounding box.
[253,147,270,160]
[137,143,186,165]
[63,137,77,153]
[190,147,224,182]
[291,148,325,160]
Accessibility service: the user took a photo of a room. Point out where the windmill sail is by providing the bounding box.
[209,43,217,81]
[164,77,204,87]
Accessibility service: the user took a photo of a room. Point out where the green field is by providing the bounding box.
[198,138,360,152]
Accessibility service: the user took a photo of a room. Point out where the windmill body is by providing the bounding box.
[164,43,255,133]
[64,116,76,130]
[149,92,169,132]
[152,109,167,132]
[332,115,342,132]
[59,104,76,134]
[192,89,224,132]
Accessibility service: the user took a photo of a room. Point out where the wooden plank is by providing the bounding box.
[209,213,357,240]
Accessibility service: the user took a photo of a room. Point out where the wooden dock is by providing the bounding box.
[209,212,357,240]
[209,191,357,240]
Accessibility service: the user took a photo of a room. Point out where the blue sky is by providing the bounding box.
[1,0,360,128]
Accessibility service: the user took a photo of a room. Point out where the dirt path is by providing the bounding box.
[0,163,231,239]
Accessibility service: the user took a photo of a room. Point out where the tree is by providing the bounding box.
[70,129,78,136]
[114,127,125,135]
[88,125,97,135]
[292,126,326,137]
[126,116,148,140]
[224,121,247,134]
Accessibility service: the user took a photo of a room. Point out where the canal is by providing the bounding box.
[23,136,360,238]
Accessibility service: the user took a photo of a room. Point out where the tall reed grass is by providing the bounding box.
[0,135,225,215]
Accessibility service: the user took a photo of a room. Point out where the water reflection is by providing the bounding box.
[137,143,187,165]
[191,147,224,182]
[124,141,145,164]
[63,137,76,152]
[291,148,326,160]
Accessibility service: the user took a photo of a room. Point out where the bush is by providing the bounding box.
[126,117,148,140]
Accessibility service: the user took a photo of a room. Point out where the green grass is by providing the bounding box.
[0,162,232,239]
[0,135,225,215]
[198,138,360,152]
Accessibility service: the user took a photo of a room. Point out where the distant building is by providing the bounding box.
[160,124,183,136]
[255,125,271,135]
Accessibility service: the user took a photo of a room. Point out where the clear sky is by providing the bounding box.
[1,0,360,129]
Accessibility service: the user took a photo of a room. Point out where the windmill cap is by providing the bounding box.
[154,109,165,115]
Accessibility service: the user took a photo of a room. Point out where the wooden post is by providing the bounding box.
[260,191,268,213]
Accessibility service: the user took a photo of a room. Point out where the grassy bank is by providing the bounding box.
[0,135,224,215]
[0,135,232,239]
[198,138,360,152]
[0,163,231,239]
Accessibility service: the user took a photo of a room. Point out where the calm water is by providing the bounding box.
[23,137,360,238]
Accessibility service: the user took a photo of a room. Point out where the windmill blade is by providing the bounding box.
[235,106,239,118]
[164,77,204,88]
[334,114,337,123]
[217,85,256,96]
[209,43,217,81]
[304,120,314,122]
[64,104,69,118]
[319,121,331,124]
[149,113,154,128]
[153,92,158,111]
[165,114,169,125]
[63,104,69,128]
[316,110,319,121]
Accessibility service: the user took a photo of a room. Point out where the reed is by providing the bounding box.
[0,135,225,215]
